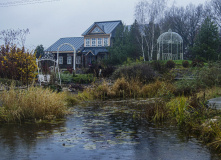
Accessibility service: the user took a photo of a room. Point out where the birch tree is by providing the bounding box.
[211,0,221,27]
[135,0,167,61]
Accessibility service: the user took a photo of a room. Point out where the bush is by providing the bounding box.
[112,64,157,84]
[73,74,94,84]
[0,46,37,84]
[101,65,116,78]
[150,61,167,74]
[191,59,204,67]
[0,85,67,122]
[182,61,190,68]
[60,73,73,84]
[174,79,198,96]
[166,60,175,69]
[197,65,221,87]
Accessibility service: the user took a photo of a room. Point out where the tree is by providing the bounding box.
[162,4,204,53]
[191,17,220,61]
[107,25,133,65]
[129,20,144,60]
[0,28,29,48]
[135,0,167,60]
[211,0,221,27]
[35,44,45,58]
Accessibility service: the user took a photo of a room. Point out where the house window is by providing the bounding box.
[104,38,108,46]
[92,38,96,47]
[86,39,90,47]
[67,56,72,64]
[59,56,63,64]
[76,56,81,64]
[98,38,102,47]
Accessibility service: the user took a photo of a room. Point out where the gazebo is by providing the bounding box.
[157,29,183,60]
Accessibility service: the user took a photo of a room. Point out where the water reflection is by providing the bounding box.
[0,103,220,160]
[0,120,66,160]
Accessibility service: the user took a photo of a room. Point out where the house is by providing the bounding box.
[45,20,123,70]
[45,37,84,69]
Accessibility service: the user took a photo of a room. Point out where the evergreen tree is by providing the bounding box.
[192,17,220,61]
[129,20,143,60]
[35,44,45,58]
[107,25,134,65]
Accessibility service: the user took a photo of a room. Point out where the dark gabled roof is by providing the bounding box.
[82,20,122,36]
[45,37,84,52]
[82,47,108,56]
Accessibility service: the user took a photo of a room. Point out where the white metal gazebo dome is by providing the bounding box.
[157,29,183,60]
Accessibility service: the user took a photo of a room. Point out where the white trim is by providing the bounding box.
[86,51,95,56]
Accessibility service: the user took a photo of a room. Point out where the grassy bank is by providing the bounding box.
[69,63,221,151]
[0,85,67,122]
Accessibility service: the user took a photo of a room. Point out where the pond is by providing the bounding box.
[0,102,220,160]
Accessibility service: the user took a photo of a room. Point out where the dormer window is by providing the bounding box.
[91,27,102,33]
[98,38,102,47]
[86,39,90,47]
[92,38,96,47]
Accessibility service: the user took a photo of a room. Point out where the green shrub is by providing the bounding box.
[73,74,94,84]
[111,64,157,84]
[60,73,73,84]
[174,79,198,96]
[197,65,221,87]
[63,71,70,74]
[166,60,176,69]
[182,61,190,68]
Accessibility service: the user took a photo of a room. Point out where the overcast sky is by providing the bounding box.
[0,0,208,51]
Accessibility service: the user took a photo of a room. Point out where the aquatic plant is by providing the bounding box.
[167,96,189,126]
[65,93,79,106]
[0,85,67,122]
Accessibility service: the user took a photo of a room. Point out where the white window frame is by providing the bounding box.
[67,56,72,64]
[86,38,90,47]
[98,38,102,47]
[104,38,108,46]
[59,56,63,64]
[92,38,96,47]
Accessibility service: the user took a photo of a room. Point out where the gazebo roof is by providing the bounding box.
[157,29,183,44]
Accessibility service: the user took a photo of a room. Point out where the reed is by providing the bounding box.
[0,85,67,122]
[167,96,189,126]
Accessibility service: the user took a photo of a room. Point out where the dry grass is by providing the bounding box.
[197,86,221,100]
[0,85,67,122]
[140,80,162,98]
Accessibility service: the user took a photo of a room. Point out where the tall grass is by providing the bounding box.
[0,85,67,122]
[167,96,189,126]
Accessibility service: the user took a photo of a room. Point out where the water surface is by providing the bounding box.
[0,103,220,160]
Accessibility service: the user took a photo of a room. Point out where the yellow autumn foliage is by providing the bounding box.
[0,46,37,84]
